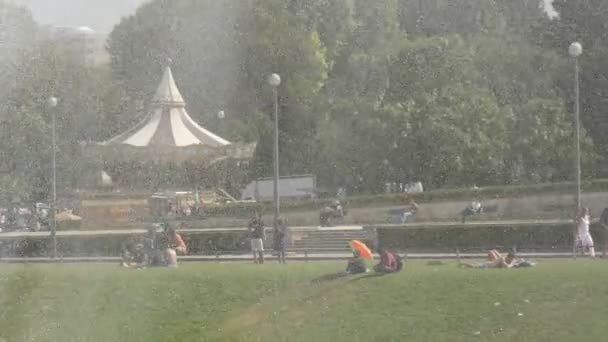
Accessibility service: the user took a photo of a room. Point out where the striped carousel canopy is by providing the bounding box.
[102,65,230,148]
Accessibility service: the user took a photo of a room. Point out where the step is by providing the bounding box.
[296,237,365,243]
[299,233,367,238]
[294,238,363,243]
[294,244,352,249]
[294,240,352,245]
[294,244,351,249]
[306,231,367,236]
[287,247,351,252]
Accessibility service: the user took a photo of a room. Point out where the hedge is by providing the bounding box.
[0,231,253,258]
[2,222,606,257]
[192,179,608,218]
[375,223,607,253]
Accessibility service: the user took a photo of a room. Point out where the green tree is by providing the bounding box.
[0,42,114,200]
[399,0,504,37]
[108,0,329,180]
[538,0,608,172]
[504,99,595,183]
[0,1,38,117]
[108,0,248,132]
[313,0,401,192]
[466,30,570,114]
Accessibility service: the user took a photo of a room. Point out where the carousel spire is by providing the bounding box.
[101,60,230,147]
[153,59,186,107]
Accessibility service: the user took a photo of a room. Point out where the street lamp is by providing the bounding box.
[569,42,582,211]
[267,73,281,231]
[47,96,58,259]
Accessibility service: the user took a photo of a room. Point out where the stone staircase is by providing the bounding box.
[287,229,371,253]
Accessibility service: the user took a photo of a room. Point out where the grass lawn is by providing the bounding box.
[0,261,606,342]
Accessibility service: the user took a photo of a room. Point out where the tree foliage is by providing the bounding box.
[1,0,601,200]
[538,0,608,174]
[0,42,114,201]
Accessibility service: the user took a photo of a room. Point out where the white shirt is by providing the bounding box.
[471,201,481,211]
[577,215,590,236]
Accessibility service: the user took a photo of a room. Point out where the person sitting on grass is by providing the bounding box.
[345,250,368,274]
[373,247,401,274]
[460,249,516,269]
[142,224,163,267]
[121,243,147,269]
[164,226,187,268]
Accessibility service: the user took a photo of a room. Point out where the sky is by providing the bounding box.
[12,0,557,34]
[10,0,148,34]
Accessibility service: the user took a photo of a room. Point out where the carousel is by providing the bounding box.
[82,63,255,224]
[87,63,255,190]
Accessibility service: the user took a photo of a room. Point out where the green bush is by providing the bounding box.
[375,223,607,253]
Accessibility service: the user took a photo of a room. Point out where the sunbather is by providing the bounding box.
[460,250,516,269]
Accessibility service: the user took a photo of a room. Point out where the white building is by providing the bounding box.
[44,25,109,65]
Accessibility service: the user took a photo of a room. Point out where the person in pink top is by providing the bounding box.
[374,247,401,273]
[164,227,187,267]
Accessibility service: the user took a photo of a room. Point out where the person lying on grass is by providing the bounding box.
[373,247,402,274]
[460,249,516,269]
[345,250,368,274]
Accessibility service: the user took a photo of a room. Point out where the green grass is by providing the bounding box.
[0,261,607,342]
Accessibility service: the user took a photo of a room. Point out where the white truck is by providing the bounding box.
[241,175,316,201]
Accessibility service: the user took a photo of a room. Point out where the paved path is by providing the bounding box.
[379,219,576,228]
[0,218,579,240]
[0,225,365,239]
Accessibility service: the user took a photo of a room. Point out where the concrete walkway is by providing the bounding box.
[0,225,365,240]
[0,218,580,240]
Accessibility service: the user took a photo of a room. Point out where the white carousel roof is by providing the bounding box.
[102,66,230,148]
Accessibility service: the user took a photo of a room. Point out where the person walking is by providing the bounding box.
[274,217,289,264]
[600,207,608,257]
[576,207,595,258]
[248,215,266,264]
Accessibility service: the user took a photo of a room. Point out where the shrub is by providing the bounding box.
[375,223,606,253]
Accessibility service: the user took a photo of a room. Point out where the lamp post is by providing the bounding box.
[47,96,58,259]
[569,42,582,258]
[569,42,582,212]
[268,73,281,231]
